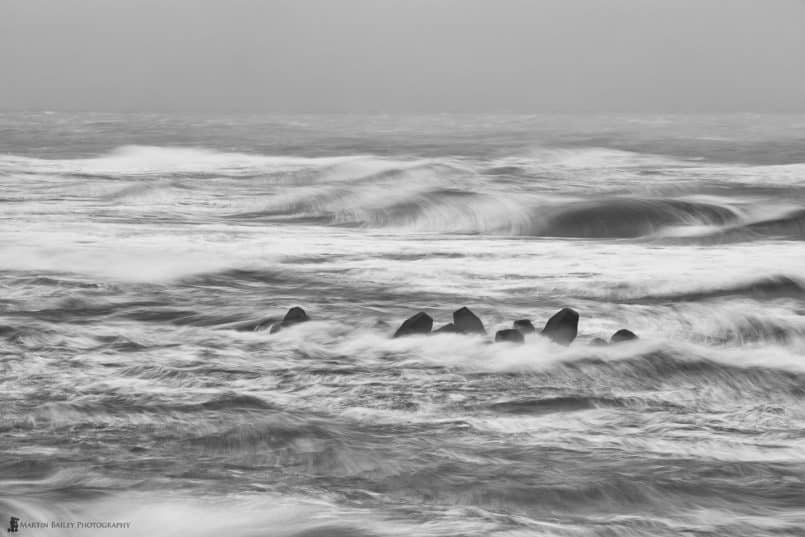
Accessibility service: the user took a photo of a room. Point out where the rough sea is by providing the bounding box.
[1,113,804,536]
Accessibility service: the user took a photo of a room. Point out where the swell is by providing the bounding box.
[5,144,802,241]
[23,393,277,423]
[619,275,805,303]
[484,395,684,414]
[684,208,805,242]
[234,187,745,238]
[536,198,739,238]
[561,352,805,394]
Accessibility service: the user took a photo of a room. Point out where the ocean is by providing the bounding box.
[1,113,804,536]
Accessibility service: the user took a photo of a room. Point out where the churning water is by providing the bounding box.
[1,113,804,536]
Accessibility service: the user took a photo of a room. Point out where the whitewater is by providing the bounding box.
[1,113,804,536]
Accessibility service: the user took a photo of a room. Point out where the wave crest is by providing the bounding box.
[3,144,803,241]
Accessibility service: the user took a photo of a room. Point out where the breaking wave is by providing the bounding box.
[3,145,805,241]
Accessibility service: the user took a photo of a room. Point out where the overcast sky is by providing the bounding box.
[2,0,805,113]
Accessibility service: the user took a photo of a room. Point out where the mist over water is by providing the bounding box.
[1,113,805,536]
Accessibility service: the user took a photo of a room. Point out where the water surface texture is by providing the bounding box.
[1,114,805,536]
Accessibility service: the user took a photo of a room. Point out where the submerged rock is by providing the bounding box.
[270,306,310,334]
[283,306,309,325]
[393,312,433,338]
[513,319,535,334]
[589,337,608,346]
[495,329,524,344]
[433,323,460,334]
[541,307,579,345]
[453,307,486,335]
[610,329,638,343]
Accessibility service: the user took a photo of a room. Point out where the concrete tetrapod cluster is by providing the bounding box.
[392,306,638,346]
[261,305,638,346]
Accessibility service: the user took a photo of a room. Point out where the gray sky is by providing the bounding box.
[2,0,805,113]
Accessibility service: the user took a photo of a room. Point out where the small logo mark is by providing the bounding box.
[7,517,19,534]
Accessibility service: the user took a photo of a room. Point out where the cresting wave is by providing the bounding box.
[3,145,804,240]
